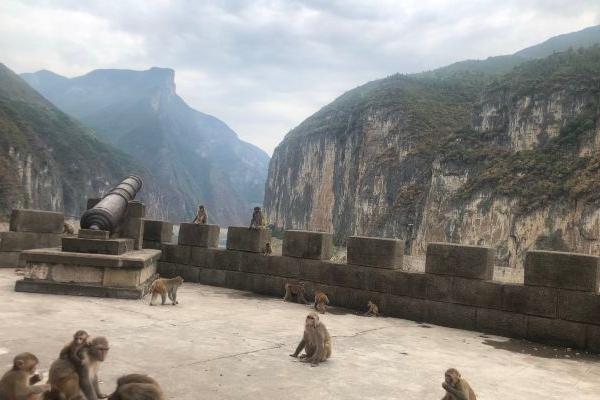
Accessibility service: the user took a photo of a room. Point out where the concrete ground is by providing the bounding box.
[0,270,599,399]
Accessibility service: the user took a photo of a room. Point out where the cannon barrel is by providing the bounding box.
[80,175,143,233]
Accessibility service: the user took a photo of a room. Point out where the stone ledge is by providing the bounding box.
[15,279,144,299]
[282,230,333,260]
[0,251,22,268]
[62,237,134,255]
[0,231,62,251]
[226,226,270,253]
[20,248,161,269]
[347,236,403,269]
[178,223,220,248]
[525,250,600,292]
[425,242,494,280]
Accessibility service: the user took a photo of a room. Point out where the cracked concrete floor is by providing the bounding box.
[1,270,600,399]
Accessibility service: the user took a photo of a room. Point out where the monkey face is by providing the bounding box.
[75,335,87,345]
[305,313,319,328]
[444,370,460,385]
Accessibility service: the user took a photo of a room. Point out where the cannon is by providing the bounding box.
[80,175,143,233]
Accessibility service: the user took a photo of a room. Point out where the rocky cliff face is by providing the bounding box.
[265,47,600,268]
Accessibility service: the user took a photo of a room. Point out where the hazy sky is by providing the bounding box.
[1,1,599,155]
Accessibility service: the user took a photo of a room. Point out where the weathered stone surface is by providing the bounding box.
[476,308,528,338]
[78,229,110,240]
[51,264,104,284]
[15,280,144,299]
[190,247,216,267]
[267,256,300,278]
[178,223,220,248]
[587,325,600,353]
[425,274,453,302]
[558,290,600,325]
[143,220,173,243]
[501,284,558,318]
[426,301,477,330]
[383,295,427,321]
[121,217,144,250]
[363,267,395,294]
[425,243,494,280]
[391,271,428,299]
[199,268,227,287]
[0,231,62,251]
[332,285,383,311]
[347,236,403,269]
[226,227,271,253]
[238,252,268,274]
[160,244,191,264]
[0,252,21,268]
[62,237,134,255]
[171,264,200,283]
[126,201,146,218]
[142,240,162,250]
[86,198,101,210]
[451,278,503,309]
[527,316,587,349]
[213,249,241,271]
[282,230,333,260]
[158,261,178,278]
[525,250,600,292]
[10,209,64,233]
[21,248,160,269]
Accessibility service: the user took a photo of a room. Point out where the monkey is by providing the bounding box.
[263,242,272,256]
[364,300,380,317]
[45,337,110,400]
[290,312,332,367]
[59,330,89,371]
[0,352,50,400]
[441,368,477,400]
[313,291,330,314]
[108,374,164,400]
[63,222,75,235]
[192,205,207,224]
[149,276,183,306]
[249,207,264,229]
[283,282,308,304]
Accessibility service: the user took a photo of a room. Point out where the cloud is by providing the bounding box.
[1,0,599,154]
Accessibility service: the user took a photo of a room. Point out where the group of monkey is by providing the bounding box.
[0,330,164,400]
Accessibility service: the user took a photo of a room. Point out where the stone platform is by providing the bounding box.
[15,248,161,299]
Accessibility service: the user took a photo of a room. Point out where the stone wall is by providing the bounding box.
[157,229,600,353]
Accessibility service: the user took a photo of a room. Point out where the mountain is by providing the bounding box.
[0,63,164,218]
[22,67,269,225]
[264,25,600,268]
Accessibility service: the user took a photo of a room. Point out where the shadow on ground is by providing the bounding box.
[482,336,598,361]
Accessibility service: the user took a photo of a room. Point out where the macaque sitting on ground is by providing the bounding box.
[441,368,476,400]
[0,352,49,400]
[290,312,332,367]
[283,282,308,304]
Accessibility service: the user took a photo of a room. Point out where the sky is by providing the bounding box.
[1,1,599,155]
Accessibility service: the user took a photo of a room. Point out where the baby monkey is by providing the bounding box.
[59,330,89,369]
[263,242,272,256]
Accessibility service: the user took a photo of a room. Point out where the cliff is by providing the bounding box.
[265,40,600,268]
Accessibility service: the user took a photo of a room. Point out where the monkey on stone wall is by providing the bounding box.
[441,368,476,400]
[290,312,332,367]
[108,374,165,400]
[0,352,49,400]
[192,205,208,224]
[283,282,308,304]
[249,207,264,229]
[63,222,75,235]
[263,242,272,256]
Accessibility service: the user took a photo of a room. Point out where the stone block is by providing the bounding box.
[226,226,271,253]
[142,240,162,250]
[103,268,144,288]
[425,242,494,280]
[363,267,395,294]
[51,264,104,284]
[451,278,503,309]
[213,249,241,271]
[15,280,144,299]
[86,198,101,210]
[587,325,600,353]
[178,223,220,248]
[501,284,558,318]
[347,236,404,269]
[282,230,333,260]
[143,220,173,243]
[558,290,600,325]
[425,274,453,302]
[527,316,587,349]
[121,217,144,250]
[524,250,600,292]
[199,268,228,287]
[391,271,428,299]
[62,237,134,255]
[173,264,200,283]
[383,295,427,321]
[78,229,110,240]
[0,231,62,251]
[0,252,22,267]
[321,263,365,289]
[190,247,216,267]
[22,248,161,269]
[426,301,477,330]
[126,201,146,218]
[160,244,190,264]
[158,262,178,278]
[332,285,383,311]
[267,256,300,278]
[10,209,64,233]
[239,252,269,274]
[476,309,528,338]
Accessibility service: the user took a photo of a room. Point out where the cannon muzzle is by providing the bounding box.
[80,175,143,233]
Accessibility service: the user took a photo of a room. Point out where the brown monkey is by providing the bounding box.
[441,368,476,400]
[59,330,89,370]
[108,374,164,400]
[313,291,329,314]
[46,337,110,400]
[263,242,272,256]
[290,312,332,367]
[63,222,75,235]
[0,352,49,400]
[283,282,308,304]
[192,205,207,224]
[149,276,183,306]
[249,207,264,229]
[364,300,380,317]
